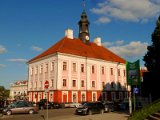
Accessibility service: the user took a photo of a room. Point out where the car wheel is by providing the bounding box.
[29,109,34,114]
[6,110,12,115]
[100,109,104,114]
[88,110,92,115]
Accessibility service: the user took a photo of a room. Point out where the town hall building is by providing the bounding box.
[27,10,128,103]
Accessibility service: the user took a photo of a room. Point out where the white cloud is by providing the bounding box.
[95,17,111,24]
[102,40,148,58]
[102,41,114,47]
[31,46,43,52]
[90,0,160,24]
[7,59,28,63]
[115,40,124,46]
[102,40,124,47]
[0,45,7,54]
[0,64,5,68]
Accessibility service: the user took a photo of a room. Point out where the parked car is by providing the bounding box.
[28,101,37,107]
[81,101,88,106]
[69,102,82,108]
[118,101,129,110]
[37,99,53,109]
[75,101,105,115]
[0,106,4,113]
[2,100,39,115]
[50,102,61,109]
[104,101,114,112]
[64,102,70,108]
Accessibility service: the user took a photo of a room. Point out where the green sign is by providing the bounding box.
[126,60,140,85]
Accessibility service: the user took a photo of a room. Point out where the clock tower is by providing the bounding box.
[78,10,90,44]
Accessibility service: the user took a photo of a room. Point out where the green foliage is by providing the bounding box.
[0,86,10,100]
[143,16,160,101]
[143,16,160,72]
[128,99,160,120]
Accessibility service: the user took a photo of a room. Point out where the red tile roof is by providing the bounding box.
[15,80,28,85]
[28,37,126,63]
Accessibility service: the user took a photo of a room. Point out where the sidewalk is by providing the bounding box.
[51,112,129,120]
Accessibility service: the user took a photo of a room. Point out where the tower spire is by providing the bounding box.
[78,2,90,44]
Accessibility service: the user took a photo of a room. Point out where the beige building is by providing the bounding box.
[10,80,28,100]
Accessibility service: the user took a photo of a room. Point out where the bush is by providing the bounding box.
[128,99,160,120]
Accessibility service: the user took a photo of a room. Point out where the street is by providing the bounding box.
[0,108,129,120]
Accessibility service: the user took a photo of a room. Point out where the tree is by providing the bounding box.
[143,16,160,101]
[0,86,10,100]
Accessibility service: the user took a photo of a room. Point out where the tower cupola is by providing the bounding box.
[78,10,90,44]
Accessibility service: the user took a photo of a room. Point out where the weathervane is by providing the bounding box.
[82,0,86,11]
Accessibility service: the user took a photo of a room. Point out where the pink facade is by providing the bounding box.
[28,52,128,103]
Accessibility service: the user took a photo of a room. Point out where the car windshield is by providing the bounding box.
[8,103,17,108]
[8,101,32,108]
[83,102,92,107]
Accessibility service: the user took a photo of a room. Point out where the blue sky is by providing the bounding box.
[0,0,160,89]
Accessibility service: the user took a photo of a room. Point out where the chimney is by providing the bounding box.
[94,37,101,46]
[65,29,73,39]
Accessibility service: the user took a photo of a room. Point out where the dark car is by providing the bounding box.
[118,101,129,110]
[75,101,105,115]
[37,99,60,109]
[0,106,4,113]
[50,102,61,109]
[37,99,52,109]
[2,100,39,115]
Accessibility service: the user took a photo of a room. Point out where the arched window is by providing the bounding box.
[111,82,115,88]
[73,94,77,102]
[118,82,121,89]
[82,94,85,102]
[93,93,96,101]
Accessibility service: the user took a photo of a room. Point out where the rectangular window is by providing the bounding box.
[73,63,76,72]
[63,62,67,71]
[92,65,95,74]
[102,66,104,74]
[72,80,76,87]
[45,63,48,73]
[63,79,67,87]
[40,64,43,74]
[30,82,33,89]
[102,82,105,88]
[123,70,126,77]
[40,81,42,88]
[51,62,54,71]
[81,80,84,87]
[35,66,38,74]
[51,79,54,87]
[30,67,33,75]
[110,68,113,75]
[81,64,84,72]
[92,81,95,87]
[35,81,37,88]
[118,69,120,76]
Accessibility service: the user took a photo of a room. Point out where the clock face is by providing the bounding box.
[85,35,89,40]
